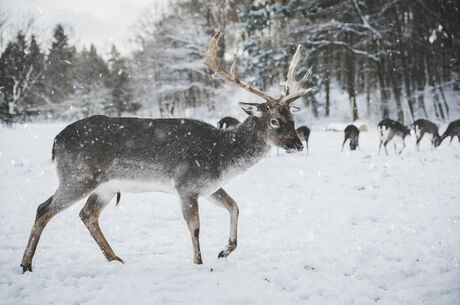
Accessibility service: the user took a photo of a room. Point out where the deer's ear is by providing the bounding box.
[290,106,301,113]
[239,102,264,117]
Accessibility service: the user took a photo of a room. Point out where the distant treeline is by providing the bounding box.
[0,24,137,123]
[230,0,460,123]
[0,0,459,123]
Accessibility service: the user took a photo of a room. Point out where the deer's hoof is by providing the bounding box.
[218,243,236,258]
[20,263,32,273]
[109,256,124,264]
[218,250,229,258]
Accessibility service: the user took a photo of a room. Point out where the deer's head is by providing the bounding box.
[204,32,312,153]
[433,134,442,147]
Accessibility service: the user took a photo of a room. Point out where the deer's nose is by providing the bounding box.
[294,141,304,151]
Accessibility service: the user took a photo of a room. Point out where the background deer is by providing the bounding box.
[20,32,311,272]
[440,119,460,145]
[378,119,411,155]
[217,116,240,129]
[413,119,441,151]
[296,126,310,154]
[342,124,360,151]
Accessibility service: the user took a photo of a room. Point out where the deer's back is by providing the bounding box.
[378,119,410,137]
[344,124,359,136]
[414,119,438,133]
[218,116,240,129]
[446,119,460,134]
[296,126,310,141]
[52,115,235,194]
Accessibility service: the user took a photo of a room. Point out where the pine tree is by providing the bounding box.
[72,44,110,117]
[28,35,43,73]
[23,34,45,110]
[0,31,34,119]
[0,41,13,121]
[106,45,137,116]
[131,0,224,117]
[44,24,73,104]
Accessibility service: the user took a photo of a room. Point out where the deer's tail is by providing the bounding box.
[115,191,121,206]
[51,137,57,161]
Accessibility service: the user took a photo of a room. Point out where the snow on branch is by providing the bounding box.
[351,0,383,39]
[306,19,379,37]
[301,39,380,62]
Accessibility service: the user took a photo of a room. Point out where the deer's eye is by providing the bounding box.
[270,118,280,128]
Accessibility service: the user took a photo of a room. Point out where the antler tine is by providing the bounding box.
[204,32,230,82]
[204,32,276,103]
[280,45,312,104]
[230,58,239,80]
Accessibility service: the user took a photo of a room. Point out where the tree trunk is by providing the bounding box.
[324,45,331,117]
[325,68,330,117]
[345,33,358,121]
[426,54,445,120]
[376,59,389,119]
[414,50,428,118]
[394,5,414,123]
[388,55,404,123]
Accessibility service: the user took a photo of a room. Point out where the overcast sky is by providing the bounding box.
[0,0,169,55]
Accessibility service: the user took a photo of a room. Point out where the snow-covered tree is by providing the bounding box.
[105,45,138,116]
[71,44,110,117]
[131,0,220,117]
[0,31,44,121]
[43,24,73,105]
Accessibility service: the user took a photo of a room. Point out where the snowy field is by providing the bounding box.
[0,122,459,305]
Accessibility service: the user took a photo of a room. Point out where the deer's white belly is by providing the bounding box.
[97,179,177,194]
[415,125,421,138]
[379,126,390,140]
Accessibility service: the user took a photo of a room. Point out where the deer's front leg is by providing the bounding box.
[208,188,239,259]
[179,194,202,264]
[341,138,347,152]
[398,139,406,154]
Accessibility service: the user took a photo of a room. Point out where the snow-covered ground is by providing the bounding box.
[0,123,459,305]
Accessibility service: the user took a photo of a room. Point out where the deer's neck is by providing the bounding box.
[222,116,270,172]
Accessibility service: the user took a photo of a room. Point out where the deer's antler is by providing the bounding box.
[204,32,277,103]
[280,45,313,104]
[204,32,312,105]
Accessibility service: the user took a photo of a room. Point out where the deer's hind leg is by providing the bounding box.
[21,182,94,272]
[79,187,123,263]
[383,132,395,155]
[179,193,202,264]
[208,188,239,259]
[416,131,425,151]
[399,138,407,154]
[341,137,347,152]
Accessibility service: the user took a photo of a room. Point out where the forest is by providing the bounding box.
[0,0,459,124]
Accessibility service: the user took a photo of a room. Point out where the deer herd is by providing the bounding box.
[19,32,460,273]
[217,116,459,155]
[376,118,460,155]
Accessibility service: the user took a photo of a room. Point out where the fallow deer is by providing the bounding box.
[440,119,460,145]
[413,119,441,151]
[296,126,310,154]
[217,116,240,129]
[341,124,360,151]
[378,119,411,155]
[20,32,312,272]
